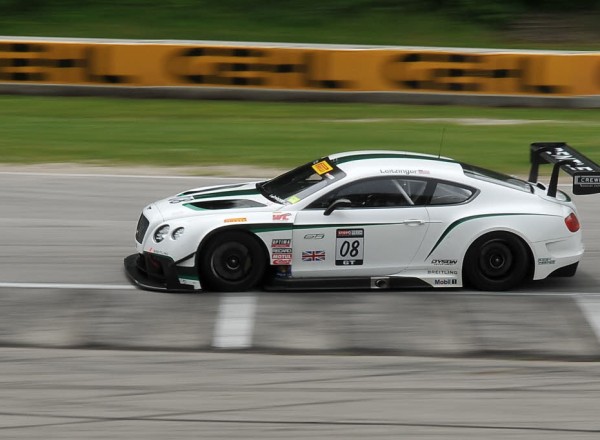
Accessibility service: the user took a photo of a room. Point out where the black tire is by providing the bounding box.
[463,232,530,291]
[198,231,267,292]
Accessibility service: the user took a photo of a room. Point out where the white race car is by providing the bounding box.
[124,142,600,292]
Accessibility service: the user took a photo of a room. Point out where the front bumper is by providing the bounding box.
[124,253,201,293]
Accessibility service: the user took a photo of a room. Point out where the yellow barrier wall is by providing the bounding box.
[1,40,599,96]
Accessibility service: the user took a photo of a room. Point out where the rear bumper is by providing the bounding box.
[124,253,201,293]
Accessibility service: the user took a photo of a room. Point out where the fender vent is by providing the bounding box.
[187,199,266,210]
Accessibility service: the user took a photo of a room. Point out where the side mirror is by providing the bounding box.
[324,198,351,216]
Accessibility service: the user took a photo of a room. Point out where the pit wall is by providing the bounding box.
[1,37,599,107]
[3,288,600,359]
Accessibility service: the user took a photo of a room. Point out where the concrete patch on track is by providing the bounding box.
[1,288,600,359]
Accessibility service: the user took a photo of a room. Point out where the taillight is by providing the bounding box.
[565,213,580,232]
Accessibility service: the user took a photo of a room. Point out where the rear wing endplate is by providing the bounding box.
[528,142,600,197]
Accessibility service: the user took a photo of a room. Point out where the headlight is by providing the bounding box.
[172,227,185,240]
[153,225,170,243]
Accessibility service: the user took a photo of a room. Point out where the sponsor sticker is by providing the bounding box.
[272,212,292,221]
[434,279,458,285]
[273,253,292,260]
[573,172,600,195]
[380,169,431,175]
[538,257,556,265]
[302,250,326,262]
[224,217,247,223]
[544,147,594,174]
[272,239,292,264]
[428,269,458,275]
[312,160,334,175]
[335,228,364,266]
[431,259,458,266]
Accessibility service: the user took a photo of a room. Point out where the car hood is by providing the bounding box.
[152,181,280,220]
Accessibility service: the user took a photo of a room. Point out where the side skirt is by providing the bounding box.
[264,276,431,291]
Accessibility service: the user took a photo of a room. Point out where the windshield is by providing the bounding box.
[257,158,346,204]
[461,163,532,193]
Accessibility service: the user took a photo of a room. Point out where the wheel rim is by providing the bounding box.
[210,242,253,282]
[478,240,514,279]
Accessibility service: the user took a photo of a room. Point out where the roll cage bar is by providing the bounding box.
[528,142,600,197]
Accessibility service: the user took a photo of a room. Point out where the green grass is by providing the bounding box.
[0,1,598,50]
[2,95,599,174]
[0,3,597,174]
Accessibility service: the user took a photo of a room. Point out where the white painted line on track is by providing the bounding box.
[0,282,136,290]
[575,294,600,342]
[213,295,257,349]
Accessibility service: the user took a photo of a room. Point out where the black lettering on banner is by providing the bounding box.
[167,47,269,86]
[335,228,364,266]
[0,43,133,84]
[382,52,564,95]
[167,47,353,89]
[0,43,47,81]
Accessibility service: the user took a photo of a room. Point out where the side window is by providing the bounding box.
[430,183,474,205]
[308,177,424,209]
[397,179,428,205]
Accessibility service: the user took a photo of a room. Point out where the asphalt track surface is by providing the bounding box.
[1,170,598,291]
[1,170,600,439]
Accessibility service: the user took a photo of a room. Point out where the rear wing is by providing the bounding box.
[528,142,600,197]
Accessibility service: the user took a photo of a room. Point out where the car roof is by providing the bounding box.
[328,150,464,180]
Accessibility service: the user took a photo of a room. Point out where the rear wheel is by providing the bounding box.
[463,232,530,291]
[199,231,267,292]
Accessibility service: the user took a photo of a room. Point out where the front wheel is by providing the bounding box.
[198,231,267,292]
[463,232,530,291]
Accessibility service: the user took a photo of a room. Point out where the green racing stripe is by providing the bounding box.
[425,212,555,259]
[334,152,456,165]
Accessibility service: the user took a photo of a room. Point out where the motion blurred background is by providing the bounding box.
[1,3,600,438]
[1,0,600,48]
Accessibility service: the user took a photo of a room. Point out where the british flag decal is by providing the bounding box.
[302,250,326,262]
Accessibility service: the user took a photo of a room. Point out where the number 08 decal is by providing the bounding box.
[335,228,364,266]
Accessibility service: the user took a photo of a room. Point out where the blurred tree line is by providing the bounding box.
[1,0,599,26]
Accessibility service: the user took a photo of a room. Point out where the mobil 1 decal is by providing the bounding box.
[335,228,364,266]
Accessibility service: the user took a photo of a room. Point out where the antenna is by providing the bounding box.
[437,127,446,158]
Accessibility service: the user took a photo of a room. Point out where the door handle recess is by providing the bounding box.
[401,219,426,226]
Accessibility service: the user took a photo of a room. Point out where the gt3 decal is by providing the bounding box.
[335,229,364,266]
[304,233,325,239]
